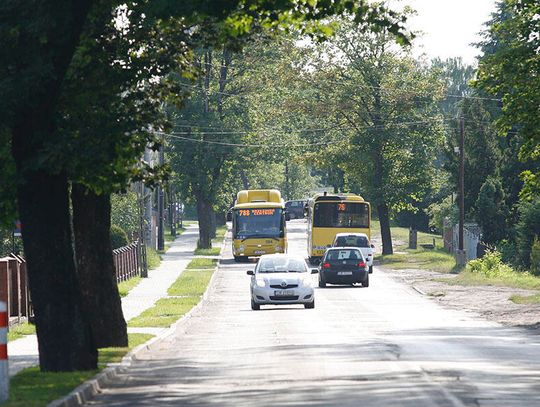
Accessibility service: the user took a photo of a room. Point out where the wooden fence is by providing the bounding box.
[113,240,141,283]
[0,241,142,324]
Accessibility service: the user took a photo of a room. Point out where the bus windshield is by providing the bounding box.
[313,202,369,228]
[234,208,284,239]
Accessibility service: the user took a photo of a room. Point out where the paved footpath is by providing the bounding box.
[7,224,200,377]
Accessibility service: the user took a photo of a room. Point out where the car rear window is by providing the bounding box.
[335,236,369,247]
[258,257,307,273]
[325,249,362,261]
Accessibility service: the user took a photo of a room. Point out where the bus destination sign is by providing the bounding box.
[238,209,276,217]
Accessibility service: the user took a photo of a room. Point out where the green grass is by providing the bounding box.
[510,293,540,304]
[373,225,456,273]
[194,247,221,256]
[212,225,227,244]
[442,269,540,290]
[377,247,460,274]
[4,333,153,407]
[8,323,36,342]
[117,276,141,297]
[129,266,215,328]
[186,258,217,269]
[146,247,161,270]
[128,296,200,327]
[168,269,214,297]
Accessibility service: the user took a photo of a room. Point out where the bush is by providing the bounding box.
[111,192,139,237]
[531,236,540,276]
[498,239,518,266]
[110,225,129,249]
[467,250,513,278]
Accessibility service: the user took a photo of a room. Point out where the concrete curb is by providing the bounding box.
[48,228,229,407]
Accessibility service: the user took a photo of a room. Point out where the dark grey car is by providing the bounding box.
[318,247,369,288]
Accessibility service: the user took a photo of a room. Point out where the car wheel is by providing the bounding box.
[369,265,373,274]
[362,273,370,288]
[251,299,260,310]
[304,300,315,309]
[318,276,326,288]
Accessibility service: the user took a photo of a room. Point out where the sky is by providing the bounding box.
[401,0,497,64]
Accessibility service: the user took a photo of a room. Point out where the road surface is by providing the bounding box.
[86,220,540,406]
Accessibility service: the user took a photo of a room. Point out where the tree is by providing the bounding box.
[476,0,540,199]
[301,20,445,254]
[0,1,408,370]
[475,176,508,244]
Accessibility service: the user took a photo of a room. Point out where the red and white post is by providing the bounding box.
[0,301,8,401]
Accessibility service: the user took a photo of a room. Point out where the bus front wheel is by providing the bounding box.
[234,256,248,262]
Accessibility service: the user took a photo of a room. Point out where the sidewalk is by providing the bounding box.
[7,224,200,377]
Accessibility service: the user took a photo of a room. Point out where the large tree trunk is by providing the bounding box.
[15,172,97,371]
[210,209,217,239]
[196,198,213,248]
[71,185,128,348]
[378,203,393,255]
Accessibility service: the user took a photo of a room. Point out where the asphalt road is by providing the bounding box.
[86,220,540,406]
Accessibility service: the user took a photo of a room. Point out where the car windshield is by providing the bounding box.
[257,257,307,273]
[325,249,362,261]
[335,236,369,247]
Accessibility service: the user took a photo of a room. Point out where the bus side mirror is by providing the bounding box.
[285,212,291,221]
[226,210,232,222]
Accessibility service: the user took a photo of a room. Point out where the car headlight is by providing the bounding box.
[302,278,313,287]
[256,279,266,287]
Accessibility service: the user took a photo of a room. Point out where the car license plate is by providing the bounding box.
[254,250,266,255]
[274,289,294,296]
[337,271,353,276]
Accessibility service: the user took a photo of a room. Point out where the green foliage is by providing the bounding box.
[515,198,540,268]
[530,236,540,276]
[427,196,456,233]
[467,250,513,278]
[111,192,139,237]
[475,176,508,244]
[110,225,129,250]
[476,0,540,198]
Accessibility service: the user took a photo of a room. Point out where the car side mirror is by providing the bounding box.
[311,269,318,274]
[246,270,254,276]
[370,244,375,248]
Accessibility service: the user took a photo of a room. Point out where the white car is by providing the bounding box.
[247,254,317,310]
[332,233,375,273]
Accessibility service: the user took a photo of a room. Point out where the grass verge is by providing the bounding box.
[146,247,161,270]
[510,293,540,304]
[377,247,459,274]
[194,247,221,256]
[186,258,217,269]
[129,268,214,328]
[117,276,142,297]
[8,323,36,342]
[441,269,540,291]
[5,333,153,407]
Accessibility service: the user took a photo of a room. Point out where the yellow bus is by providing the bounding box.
[232,189,288,262]
[306,192,371,263]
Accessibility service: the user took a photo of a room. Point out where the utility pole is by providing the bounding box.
[456,116,467,266]
[157,143,165,251]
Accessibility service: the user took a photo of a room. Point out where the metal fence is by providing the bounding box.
[442,219,483,261]
[0,254,31,323]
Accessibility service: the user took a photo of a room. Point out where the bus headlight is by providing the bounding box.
[256,279,266,287]
[238,245,245,252]
[274,246,283,252]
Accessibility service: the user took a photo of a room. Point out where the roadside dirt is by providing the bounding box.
[380,265,540,332]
